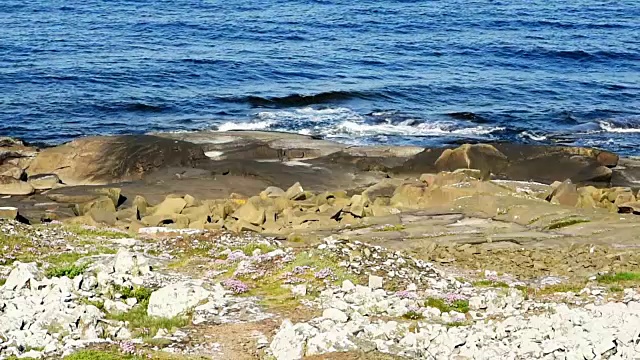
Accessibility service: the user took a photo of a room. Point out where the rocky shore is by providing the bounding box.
[2,131,640,359]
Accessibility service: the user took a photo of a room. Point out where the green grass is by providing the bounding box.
[282,250,358,284]
[79,298,105,311]
[106,301,189,339]
[65,225,131,239]
[234,243,277,256]
[472,280,509,288]
[545,218,590,230]
[236,250,360,310]
[63,350,138,360]
[446,321,471,327]
[402,310,424,320]
[166,243,216,269]
[0,233,37,264]
[425,297,469,313]
[596,272,640,284]
[45,263,88,278]
[610,285,624,292]
[113,285,154,303]
[515,285,534,300]
[62,348,209,360]
[376,224,406,232]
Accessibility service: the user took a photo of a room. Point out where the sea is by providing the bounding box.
[1,0,639,154]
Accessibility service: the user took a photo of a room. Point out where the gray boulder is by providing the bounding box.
[147,283,210,318]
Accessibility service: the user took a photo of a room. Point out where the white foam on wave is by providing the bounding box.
[216,119,276,131]
[325,120,504,138]
[256,106,363,123]
[599,121,640,133]
[518,131,547,141]
[214,106,504,139]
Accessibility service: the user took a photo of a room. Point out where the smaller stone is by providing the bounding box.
[28,174,61,190]
[0,206,18,220]
[291,285,307,297]
[125,297,138,306]
[19,350,43,359]
[368,275,383,289]
[323,308,348,323]
[342,280,355,292]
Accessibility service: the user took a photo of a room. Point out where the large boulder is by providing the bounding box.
[0,176,34,195]
[147,283,210,318]
[27,174,61,190]
[0,163,24,179]
[2,262,44,291]
[399,143,620,185]
[0,206,18,220]
[270,319,310,360]
[26,135,207,185]
[231,200,266,225]
[435,144,508,174]
[0,137,37,164]
[549,181,579,207]
[113,248,151,275]
[151,197,187,216]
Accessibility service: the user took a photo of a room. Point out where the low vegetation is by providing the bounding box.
[113,285,154,303]
[402,310,424,320]
[45,263,88,278]
[425,297,469,313]
[106,302,189,339]
[472,280,509,288]
[596,272,640,285]
[545,218,590,230]
[65,225,131,239]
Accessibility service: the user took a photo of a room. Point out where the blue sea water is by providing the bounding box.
[1,0,639,154]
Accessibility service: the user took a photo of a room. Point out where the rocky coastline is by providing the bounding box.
[2,131,640,359]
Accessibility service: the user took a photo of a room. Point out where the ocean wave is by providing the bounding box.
[599,121,640,133]
[326,120,504,138]
[227,90,390,108]
[214,107,504,140]
[94,102,168,113]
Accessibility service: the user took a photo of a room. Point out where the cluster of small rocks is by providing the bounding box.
[270,276,640,360]
[0,244,273,359]
[320,237,449,289]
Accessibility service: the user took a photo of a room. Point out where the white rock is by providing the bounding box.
[73,275,83,291]
[19,350,43,359]
[469,296,485,310]
[305,329,357,356]
[341,280,355,292]
[103,299,130,313]
[113,248,150,275]
[116,327,132,340]
[80,275,98,291]
[593,335,616,355]
[270,319,307,360]
[323,308,348,323]
[147,283,210,318]
[125,297,138,306]
[3,262,43,291]
[291,285,307,297]
[368,275,383,289]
